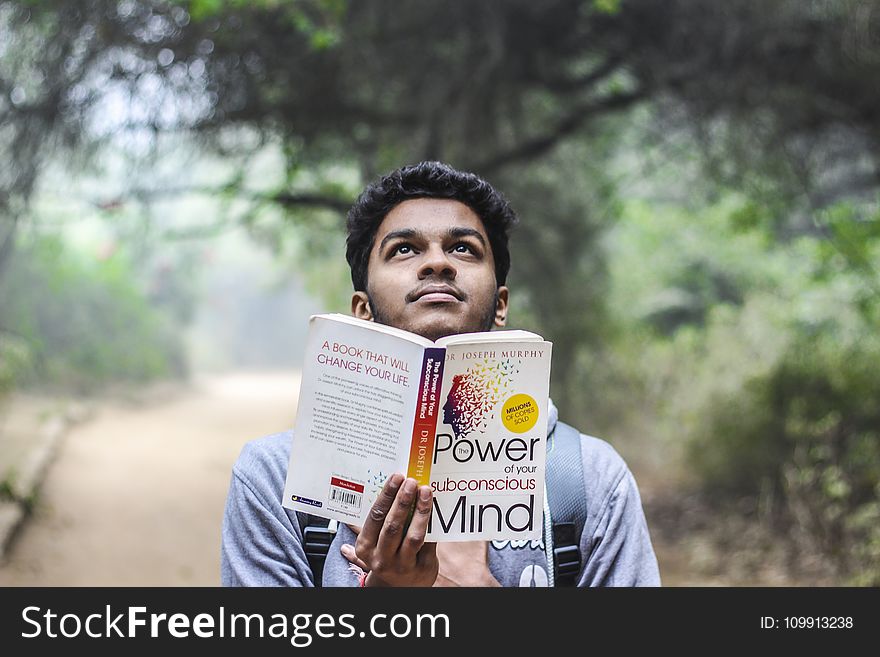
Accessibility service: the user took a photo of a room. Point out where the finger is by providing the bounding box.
[345,523,362,536]
[399,484,433,562]
[358,473,404,548]
[376,476,418,556]
[417,540,438,571]
[340,543,370,571]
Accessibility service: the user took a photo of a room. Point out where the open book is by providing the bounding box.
[282,313,552,541]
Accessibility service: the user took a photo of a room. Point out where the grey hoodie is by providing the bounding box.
[221,399,661,587]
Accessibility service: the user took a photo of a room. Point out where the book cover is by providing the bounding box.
[281,313,552,542]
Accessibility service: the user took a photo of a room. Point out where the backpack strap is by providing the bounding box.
[545,420,587,587]
[295,512,337,587]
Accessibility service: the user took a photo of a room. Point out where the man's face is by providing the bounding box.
[351,198,508,341]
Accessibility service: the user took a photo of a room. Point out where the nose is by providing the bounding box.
[417,243,457,280]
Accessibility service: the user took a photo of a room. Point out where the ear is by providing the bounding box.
[494,286,509,328]
[351,291,373,321]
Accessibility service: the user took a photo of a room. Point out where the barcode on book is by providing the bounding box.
[330,487,361,508]
[328,476,364,513]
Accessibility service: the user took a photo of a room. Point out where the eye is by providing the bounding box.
[452,243,472,254]
[393,244,414,255]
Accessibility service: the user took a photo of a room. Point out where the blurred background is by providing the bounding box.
[0,0,878,586]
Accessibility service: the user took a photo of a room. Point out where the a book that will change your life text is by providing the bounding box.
[281,313,553,541]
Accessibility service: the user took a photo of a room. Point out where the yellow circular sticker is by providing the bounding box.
[502,393,539,433]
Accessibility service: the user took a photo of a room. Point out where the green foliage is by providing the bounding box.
[186,0,346,49]
[499,138,617,419]
[0,234,187,392]
[600,189,880,582]
[813,204,880,297]
[241,160,360,311]
[275,205,352,312]
[607,198,777,335]
[688,329,880,584]
[592,0,622,14]
[0,333,32,398]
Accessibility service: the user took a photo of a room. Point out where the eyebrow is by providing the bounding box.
[378,227,487,254]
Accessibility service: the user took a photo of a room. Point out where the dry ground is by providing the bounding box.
[0,372,300,586]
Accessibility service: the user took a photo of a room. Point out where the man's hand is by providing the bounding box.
[341,473,438,587]
[433,541,501,587]
[339,480,501,587]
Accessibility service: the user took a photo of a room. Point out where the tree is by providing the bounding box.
[3,0,880,403]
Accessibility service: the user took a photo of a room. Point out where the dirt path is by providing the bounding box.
[0,372,300,586]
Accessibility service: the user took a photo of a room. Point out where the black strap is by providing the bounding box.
[296,512,335,587]
[545,421,587,587]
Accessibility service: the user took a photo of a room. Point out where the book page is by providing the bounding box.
[436,329,543,346]
[282,315,426,525]
[318,313,435,347]
[427,339,553,541]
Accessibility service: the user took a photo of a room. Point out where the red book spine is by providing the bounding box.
[405,348,446,487]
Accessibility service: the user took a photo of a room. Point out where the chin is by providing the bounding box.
[407,324,453,342]
[399,314,443,337]
[409,317,474,342]
[399,305,487,341]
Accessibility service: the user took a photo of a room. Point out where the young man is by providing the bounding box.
[221,161,661,587]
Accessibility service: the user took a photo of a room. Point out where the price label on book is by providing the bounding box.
[327,476,364,514]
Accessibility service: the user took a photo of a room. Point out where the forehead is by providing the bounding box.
[374,198,488,243]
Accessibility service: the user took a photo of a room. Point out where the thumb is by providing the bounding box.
[340,543,369,571]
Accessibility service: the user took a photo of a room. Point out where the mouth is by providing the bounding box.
[417,292,459,303]
[409,285,463,304]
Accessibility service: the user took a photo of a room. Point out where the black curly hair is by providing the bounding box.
[345,161,518,291]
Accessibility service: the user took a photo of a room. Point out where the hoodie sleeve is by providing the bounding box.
[220,436,315,587]
[575,435,662,587]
